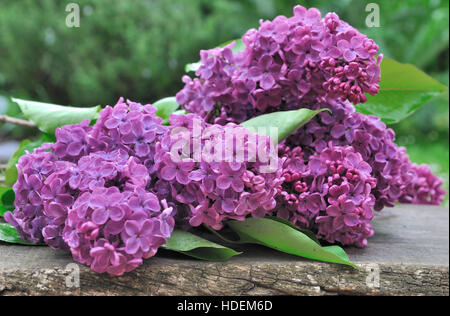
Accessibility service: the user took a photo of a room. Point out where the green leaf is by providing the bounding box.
[0,187,14,203]
[241,109,329,143]
[4,134,54,185]
[0,206,9,217]
[163,230,241,261]
[357,58,448,124]
[12,98,101,134]
[219,39,246,53]
[5,139,39,185]
[172,109,187,116]
[228,218,358,269]
[0,187,15,217]
[262,217,350,262]
[185,62,202,73]
[185,39,246,73]
[265,216,321,245]
[323,245,351,262]
[0,223,35,245]
[153,97,180,124]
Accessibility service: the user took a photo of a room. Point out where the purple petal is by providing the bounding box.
[90,195,107,208]
[90,247,107,257]
[161,165,177,181]
[326,205,340,217]
[110,206,125,222]
[135,143,150,157]
[248,66,263,80]
[222,199,235,213]
[231,178,244,192]
[356,47,369,59]
[125,236,140,254]
[122,133,136,144]
[189,214,203,227]
[139,237,150,253]
[343,50,357,62]
[92,208,109,225]
[260,74,276,90]
[331,125,346,138]
[344,214,359,227]
[140,220,154,236]
[45,203,65,218]
[105,118,120,129]
[350,36,364,48]
[145,195,161,212]
[189,169,206,181]
[259,55,273,69]
[216,175,232,190]
[131,120,144,137]
[67,142,83,156]
[337,40,350,50]
[124,220,140,236]
[176,171,190,185]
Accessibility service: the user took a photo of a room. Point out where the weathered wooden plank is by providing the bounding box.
[0,205,448,296]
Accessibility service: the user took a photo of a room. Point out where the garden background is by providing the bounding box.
[0,0,448,203]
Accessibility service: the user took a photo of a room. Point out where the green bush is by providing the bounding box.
[0,0,289,107]
[1,0,447,107]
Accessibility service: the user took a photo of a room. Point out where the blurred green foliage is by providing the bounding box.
[0,0,289,107]
[0,0,448,198]
[0,0,447,106]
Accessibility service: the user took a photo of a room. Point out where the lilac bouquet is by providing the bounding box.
[0,5,446,276]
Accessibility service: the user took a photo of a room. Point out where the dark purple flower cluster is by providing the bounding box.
[275,143,377,247]
[176,5,382,124]
[5,143,70,250]
[5,98,176,275]
[153,114,283,230]
[285,100,446,211]
[398,161,446,206]
[62,153,174,275]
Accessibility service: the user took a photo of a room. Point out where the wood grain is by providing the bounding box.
[0,205,448,296]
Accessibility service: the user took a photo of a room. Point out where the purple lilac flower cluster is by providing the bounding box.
[5,144,70,250]
[398,160,446,206]
[275,143,377,247]
[5,98,176,275]
[285,99,446,211]
[176,5,382,124]
[62,153,174,275]
[153,114,284,230]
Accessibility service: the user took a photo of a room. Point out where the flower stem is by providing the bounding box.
[0,115,37,128]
